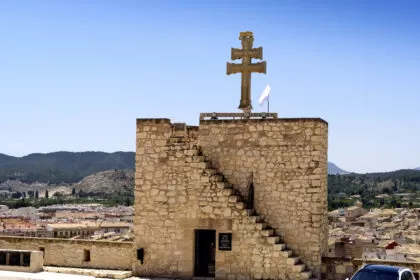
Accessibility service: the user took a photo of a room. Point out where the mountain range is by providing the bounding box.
[0,151,134,184]
[327,162,349,175]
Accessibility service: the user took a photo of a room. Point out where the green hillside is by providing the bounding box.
[328,169,420,210]
[0,151,134,184]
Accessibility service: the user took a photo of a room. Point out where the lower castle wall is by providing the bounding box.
[322,257,355,280]
[0,236,133,270]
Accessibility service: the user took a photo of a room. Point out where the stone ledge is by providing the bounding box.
[136,118,171,124]
[199,115,328,125]
[200,112,278,120]
[44,266,133,279]
[0,236,133,246]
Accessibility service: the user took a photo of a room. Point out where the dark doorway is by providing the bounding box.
[194,229,216,277]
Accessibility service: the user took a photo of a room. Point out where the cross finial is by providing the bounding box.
[227,31,267,112]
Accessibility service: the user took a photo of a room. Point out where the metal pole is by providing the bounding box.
[267,95,270,115]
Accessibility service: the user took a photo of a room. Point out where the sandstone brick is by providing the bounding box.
[134,118,328,279]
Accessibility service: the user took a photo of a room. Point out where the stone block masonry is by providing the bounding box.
[0,249,43,273]
[134,117,328,279]
[0,236,133,270]
[199,118,328,277]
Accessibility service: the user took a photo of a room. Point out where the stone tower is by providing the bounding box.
[133,32,328,280]
[133,117,328,280]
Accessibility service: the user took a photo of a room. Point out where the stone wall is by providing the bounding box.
[198,118,328,275]
[134,119,213,278]
[0,250,43,273]
[322,257,355,280]
[0,236,132,270]
[134,117,328,279]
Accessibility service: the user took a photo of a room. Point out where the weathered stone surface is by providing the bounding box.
[134,117,328,279]
[198,119,328,278]
[0,236,132,270]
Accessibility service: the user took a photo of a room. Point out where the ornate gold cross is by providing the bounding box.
[227,31,267,112]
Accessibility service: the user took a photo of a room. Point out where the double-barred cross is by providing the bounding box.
[227,31,267,111]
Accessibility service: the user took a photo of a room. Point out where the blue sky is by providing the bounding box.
[0,0,419,173]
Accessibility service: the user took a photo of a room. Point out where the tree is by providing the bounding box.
[124,197,132,206]
[35,190,39,199]
[389,198,397,208]
[11,192,22,199]
[379,198,385,206]
[53,191,65,198]
[45,190,49,199]
[78,189,87,198]
[72,187,76,196]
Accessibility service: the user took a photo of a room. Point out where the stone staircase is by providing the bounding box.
[189,145,317,280]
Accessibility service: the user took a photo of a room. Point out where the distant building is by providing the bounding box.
[345,205,367,222]
[95,222,132,235]
[46,223,98,238]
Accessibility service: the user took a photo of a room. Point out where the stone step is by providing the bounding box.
[241,209,253,216]
[210,174,224,182]
[255,222,267,230]
[267,236,280,244]
[261,229,273,237]
[223,183,233,189]
[222,188,233,196]
[192,155,205,162]
[300,270,313,279]
[235,202,244,209]
[188,149,200,156]
[197,162,211,169]
[292,263,306,273]
[247,215,261,223]
[217,182,230,189]
[204,168,217,175]
[281,250,293,257]
[228,195,240,202]
[286,257,300,265]
[273,243,286,251]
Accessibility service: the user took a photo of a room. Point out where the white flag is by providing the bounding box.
[258,84,271,105]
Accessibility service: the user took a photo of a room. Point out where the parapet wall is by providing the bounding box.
[198,118,328,275]
[322,257,355,280]
[0,236,133,270]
